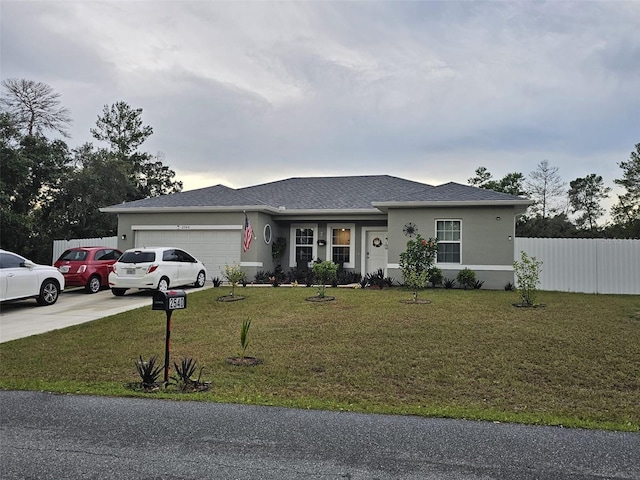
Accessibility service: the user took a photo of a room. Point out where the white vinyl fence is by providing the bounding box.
[52,236,639,294]
[52,236,118,264]
[514,238,640,295]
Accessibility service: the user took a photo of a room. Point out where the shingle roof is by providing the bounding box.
[101,175,531,212]
[103,185,265,209]
[392,182,529,202]
[238,175,433,209]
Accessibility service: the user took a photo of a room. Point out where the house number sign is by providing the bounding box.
[169,297,185,309]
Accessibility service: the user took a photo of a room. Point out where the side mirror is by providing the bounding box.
[21,260,36,269]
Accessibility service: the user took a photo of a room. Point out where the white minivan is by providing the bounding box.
[108,247,207,296]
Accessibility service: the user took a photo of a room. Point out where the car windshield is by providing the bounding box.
[59,250,88,261]
[119,251,156,263]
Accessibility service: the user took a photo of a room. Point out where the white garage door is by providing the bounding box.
[135,230,241,280]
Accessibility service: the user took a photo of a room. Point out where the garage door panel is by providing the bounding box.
[135,230,241,280]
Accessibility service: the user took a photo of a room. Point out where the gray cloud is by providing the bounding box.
[1,0,638,199]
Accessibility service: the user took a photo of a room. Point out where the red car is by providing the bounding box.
[54,247,123,293]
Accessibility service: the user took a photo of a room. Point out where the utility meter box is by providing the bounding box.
[152,290,187,311]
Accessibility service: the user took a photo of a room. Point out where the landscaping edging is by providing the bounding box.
[226,356,263,366]
[305,296,336,302]
[217,295,245,302]
[512,303,546,308]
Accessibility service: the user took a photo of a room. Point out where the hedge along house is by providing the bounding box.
[100,175,533,289]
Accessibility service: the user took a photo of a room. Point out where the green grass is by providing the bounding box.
[1,287,639,431]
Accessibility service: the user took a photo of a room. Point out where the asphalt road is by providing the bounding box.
[1,391,638,480]
[0,285,210,343]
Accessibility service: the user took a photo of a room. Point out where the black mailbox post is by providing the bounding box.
[152,290,187,385]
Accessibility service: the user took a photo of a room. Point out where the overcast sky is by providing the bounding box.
[2,1,638,211]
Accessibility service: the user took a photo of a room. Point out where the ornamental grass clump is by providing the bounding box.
[399,235,438,302]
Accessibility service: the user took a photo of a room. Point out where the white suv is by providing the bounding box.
[0,249,65,306]
[108,247,207,296]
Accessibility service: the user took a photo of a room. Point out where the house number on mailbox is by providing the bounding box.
[169,297,185,309]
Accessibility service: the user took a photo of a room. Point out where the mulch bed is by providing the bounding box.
[512,303,546,308]
[226,356,263,366]
[217,295,246,302]
[124,381,212,393]
[176,381,212,393]
[305,296,335,302]
[124,382,162,393]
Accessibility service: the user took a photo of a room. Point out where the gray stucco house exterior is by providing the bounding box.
[101,175,532,289]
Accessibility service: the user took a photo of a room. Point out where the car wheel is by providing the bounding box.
[194,270,206,288]
[36,279,60,306]
[85,275,101,294]
[112,288,127,296]
[157,277,170,292]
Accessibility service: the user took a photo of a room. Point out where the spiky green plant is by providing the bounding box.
[171,357,199,392]
[135,355,162,389]
[240,318,251,358]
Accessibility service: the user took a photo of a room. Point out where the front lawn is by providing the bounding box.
[0,287,638,431]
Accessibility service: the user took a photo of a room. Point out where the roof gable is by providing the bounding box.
[238,175,433,209]
[409,182,530,202]
[103,184,264,209]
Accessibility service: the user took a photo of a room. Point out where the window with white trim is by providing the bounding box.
[290,224,317,268]
[328,223,355,268]
[436,220,461,263]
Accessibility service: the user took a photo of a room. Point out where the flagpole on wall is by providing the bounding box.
[242,210,255,239]
[245,210,255,239]
[242,210,255,252]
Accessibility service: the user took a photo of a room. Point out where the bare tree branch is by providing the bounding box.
[0,78,72,138]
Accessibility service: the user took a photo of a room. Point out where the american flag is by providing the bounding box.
[243,214,253,252]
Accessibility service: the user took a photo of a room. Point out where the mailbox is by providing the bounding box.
[152,289,187,311]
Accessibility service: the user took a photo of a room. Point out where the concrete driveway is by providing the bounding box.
[0,286,210,343]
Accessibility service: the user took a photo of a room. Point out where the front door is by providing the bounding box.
[365,231,388,275]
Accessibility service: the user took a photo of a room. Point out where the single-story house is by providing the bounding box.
[100,175,533,289]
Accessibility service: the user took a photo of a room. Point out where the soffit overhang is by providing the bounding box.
[372,199,534,213]
[99,205,279,214]
[100,206,384,216]
[101,201,533,217]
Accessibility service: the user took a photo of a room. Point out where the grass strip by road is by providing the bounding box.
[0,287,638,431]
